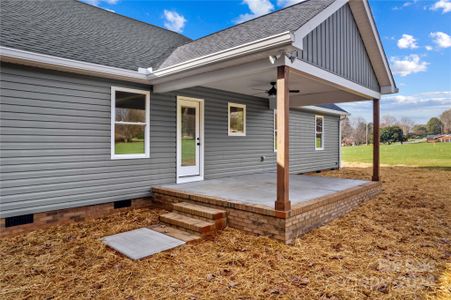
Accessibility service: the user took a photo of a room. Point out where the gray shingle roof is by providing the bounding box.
[0,0,191,70]
[1,0,335,71]
[315,104,348,114]
[158,0,335,69]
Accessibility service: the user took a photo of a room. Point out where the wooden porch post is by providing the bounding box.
[372,98,380,182]
[275,66,291,211]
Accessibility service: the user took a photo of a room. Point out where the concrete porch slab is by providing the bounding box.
[160,174,367,208]
[102,228,185,260]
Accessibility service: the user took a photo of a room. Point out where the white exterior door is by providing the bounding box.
[177,97,203,182]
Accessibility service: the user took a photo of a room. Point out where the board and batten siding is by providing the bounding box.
[0,63,340,218]
[300,4,380,92]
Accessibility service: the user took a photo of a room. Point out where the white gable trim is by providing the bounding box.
[348,0,396,94]
[293,0,348,50]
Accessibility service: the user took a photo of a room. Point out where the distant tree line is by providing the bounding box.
[341,108,450,145]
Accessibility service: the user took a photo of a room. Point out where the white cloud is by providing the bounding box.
[393,1,417,10]
[163,10,186,33]
[430,32,451,48]
[235,0,274,24]
[425,45,433,51]
[390,55,429,77]
[397,34,418,49]
[277,0,307,7]
[385,91,451,105]
[431,0,451,13]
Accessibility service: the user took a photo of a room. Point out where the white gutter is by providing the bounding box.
[152,31,294,77]
[0,46,150,84]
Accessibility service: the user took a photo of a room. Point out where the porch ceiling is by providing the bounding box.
[204,65,369,107]
[204,66,367,107]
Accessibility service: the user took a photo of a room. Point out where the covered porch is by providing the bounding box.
[149,0,396,241]
[154,60,384,213]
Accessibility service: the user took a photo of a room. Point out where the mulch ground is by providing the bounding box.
[1,167,450,299]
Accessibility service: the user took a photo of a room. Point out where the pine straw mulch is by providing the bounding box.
[1,167,450,300]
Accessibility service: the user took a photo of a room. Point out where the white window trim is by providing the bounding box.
[274,109,277,152]
[228,102,246,136]
[111,86,150,160]
[315,115,324,151]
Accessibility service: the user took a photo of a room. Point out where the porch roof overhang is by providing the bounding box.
[150,0,397,99]
[151,53,381,107]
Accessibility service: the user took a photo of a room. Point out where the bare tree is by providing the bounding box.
[399,117,415,136]
[440,109,451,133]
[352,117,368,145]
[340,117,353,145]
[381,115,398,128]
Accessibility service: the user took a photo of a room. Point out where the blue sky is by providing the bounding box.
[84,0,451,124]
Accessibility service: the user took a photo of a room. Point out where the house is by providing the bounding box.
[0,0,397,242]
[427,134,451,143]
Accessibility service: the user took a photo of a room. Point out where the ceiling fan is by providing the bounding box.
[253,82,300,97]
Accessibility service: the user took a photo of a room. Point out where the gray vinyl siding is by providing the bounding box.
[290,110,340,173]
[0,63,340,218]
[171,87,276,179]
[0,63,175,218]
[300,4,380,92]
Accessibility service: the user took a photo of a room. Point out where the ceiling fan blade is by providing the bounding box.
[289,90,300,93]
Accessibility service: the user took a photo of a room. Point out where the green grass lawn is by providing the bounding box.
[342,142,451,167]
[182,137,196,165]
[115,138,197,163]
[115,140,144,155]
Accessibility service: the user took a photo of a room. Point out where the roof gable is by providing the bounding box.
[299,4,380,92]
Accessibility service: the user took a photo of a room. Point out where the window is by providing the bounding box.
[111,87,150,159]
[315,115,324,150]
[228,102,246,136]
[274,109,277,152]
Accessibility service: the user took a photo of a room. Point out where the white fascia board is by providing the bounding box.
[153,31,293,77]
[361,0,396,94]
[0,46,150,84]
[293,0,348,50]
[381,85,399,94]
[300,105,348,116]
[287,57,381,100]
[347,0,396,94]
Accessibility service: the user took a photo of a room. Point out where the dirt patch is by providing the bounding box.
[1,167,450,299]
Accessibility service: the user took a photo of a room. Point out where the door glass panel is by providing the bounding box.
[181,106,196,166]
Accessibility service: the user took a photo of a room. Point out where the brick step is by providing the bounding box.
[173,202,226,220]
[159,212,217,235]
[149,224,200,243]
